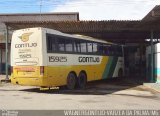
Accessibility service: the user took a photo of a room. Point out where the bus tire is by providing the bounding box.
[67,72,76,90]
[77,72,87,89]
[118,68,123,78]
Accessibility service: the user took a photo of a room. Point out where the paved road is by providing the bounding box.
[0,79,160,110]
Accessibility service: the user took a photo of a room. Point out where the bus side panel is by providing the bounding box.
[44,55,123,87]
[45,66,67,86]
[112,57,124,77]
[92,56,109,80]
[44,55,109,87]
[101,56,123,79]
[46,65,94,86]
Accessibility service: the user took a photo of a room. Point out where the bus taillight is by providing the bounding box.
[40,66,44,75]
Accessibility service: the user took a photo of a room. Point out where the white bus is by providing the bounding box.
[11,27,124,89]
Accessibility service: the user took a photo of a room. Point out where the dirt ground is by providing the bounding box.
[0,78,160,110]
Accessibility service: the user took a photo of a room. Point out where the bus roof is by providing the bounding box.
[42,27,115,44]
[14,27,115,45]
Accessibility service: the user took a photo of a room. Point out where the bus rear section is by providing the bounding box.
[11,28,44,86]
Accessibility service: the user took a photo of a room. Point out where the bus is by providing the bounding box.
[11,27,124,89]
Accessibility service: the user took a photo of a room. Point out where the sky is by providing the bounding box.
[0,0,159,20]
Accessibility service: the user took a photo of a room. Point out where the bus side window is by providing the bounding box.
[74,40,81,53]
[87,42,93,53]
[103,45,109,55]
[57,37,65,52]
[47,35,52,52]
[52,38,57,52]
[97,43,103,54]
[80,41,87,53]
[47,35,56,53]
[108,45,114,56]
[93,43,98,53]
[65,39,73,52]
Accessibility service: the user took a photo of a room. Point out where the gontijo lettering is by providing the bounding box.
[15,43,37,48]
[79,57,100,63]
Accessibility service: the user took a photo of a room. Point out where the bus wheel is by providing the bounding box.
[118,68,123,78]
[77,72,87,89]
[67,72,76,90]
